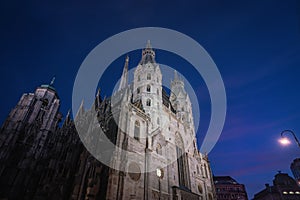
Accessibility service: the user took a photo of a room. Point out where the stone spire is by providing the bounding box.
[174,70,179,81]
[146,40,151,48]
[95,87,102,109]
[172,70,184,88]
[118,55,129,91]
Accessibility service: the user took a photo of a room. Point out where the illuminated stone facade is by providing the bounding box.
[0,42,215,200]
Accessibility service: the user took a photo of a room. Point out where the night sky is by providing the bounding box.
[1,0,300,198]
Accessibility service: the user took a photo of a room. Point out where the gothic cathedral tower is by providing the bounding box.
[0,79,63,199]
[103,41,216,200]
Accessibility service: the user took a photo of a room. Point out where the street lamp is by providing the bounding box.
[279,130,300,148]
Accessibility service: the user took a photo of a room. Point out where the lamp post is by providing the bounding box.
[156,168,162,200]
[279,130,300,148]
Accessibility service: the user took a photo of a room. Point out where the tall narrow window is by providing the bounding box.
[146,99,151,106]
[134,121,140,140]
[157,117,160,125]
[137,75,141,82]
[137,87,140,94]
[175,132,189,187]
[147,73,151,80]
[146,85,151,92]
[204,164,208,178]
[156,88,159,95]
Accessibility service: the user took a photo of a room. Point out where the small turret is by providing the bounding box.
[140,40,156,65]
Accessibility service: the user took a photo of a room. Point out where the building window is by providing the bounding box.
[134,121,140,140]
[198,184,203,194]
[137,87,140,94]
[146,85,151,92]
[128,162,141,181]
[147,73,151,80]
[204,164,208,178]
[157,117,160,125]
[156,144,162,155]
[146,99,151,106]
[157,88,159,95]
[137,75,141,82]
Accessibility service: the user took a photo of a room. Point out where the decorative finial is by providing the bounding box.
[50,76,56,86]
[66,109,71,118]
[125,54,129,63]
[79,99,84,110]
[67,109,71,117]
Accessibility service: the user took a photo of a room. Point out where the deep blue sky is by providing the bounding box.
[1,0,300,198]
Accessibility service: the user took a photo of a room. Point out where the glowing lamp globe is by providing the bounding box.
[279,137,291,146]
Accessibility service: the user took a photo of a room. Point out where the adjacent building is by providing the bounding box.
[214,176,248,200]
[291,158,300,185]
[0,41,216,200]
[0,80,83,199]
[253,171,300,200]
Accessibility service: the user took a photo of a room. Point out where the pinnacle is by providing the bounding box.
[146,40,152,49]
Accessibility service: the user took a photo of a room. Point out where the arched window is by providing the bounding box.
[156,144,162,155]
[175,132,188,187]
[198,184,203,194]
[134,121,140,140]
[146,85,151,92]
[147,73,151,80]
[137,75,141,82]
[146,99,151,106]
[200,165,204,176]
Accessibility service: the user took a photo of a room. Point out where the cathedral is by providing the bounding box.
[0,42,216,200]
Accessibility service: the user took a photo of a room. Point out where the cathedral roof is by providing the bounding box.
[40,76,57,94]
[162,88,176,114]
[213,176,239,184]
